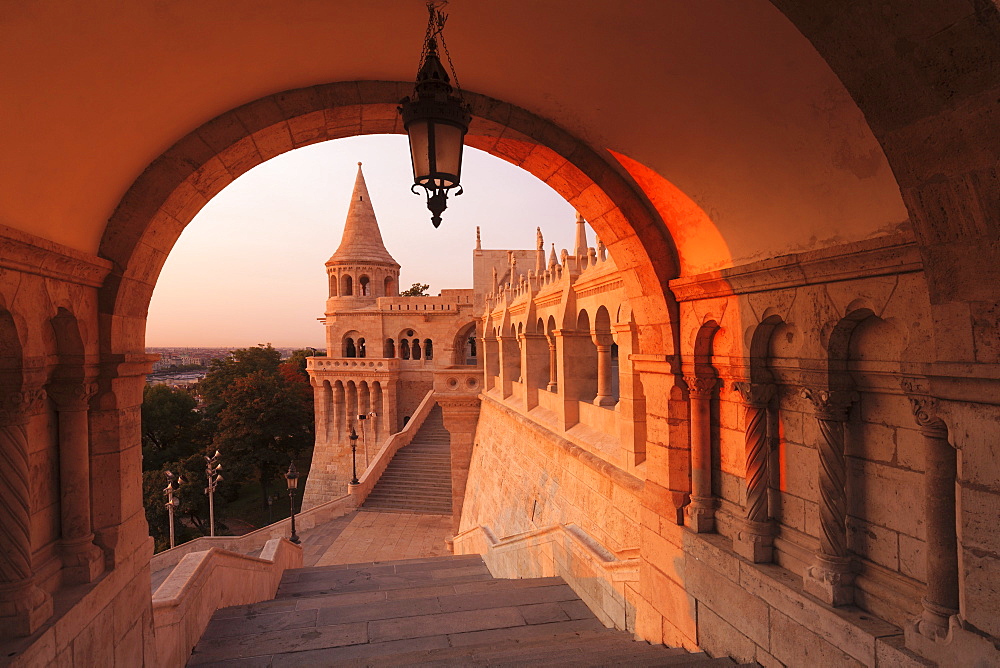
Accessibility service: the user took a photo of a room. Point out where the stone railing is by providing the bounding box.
[150,493,355,576]
[347,389,437,505]
[453,522,639,631]
[433,367,484,395]
[152,538,302,667]
[306,357,399,372]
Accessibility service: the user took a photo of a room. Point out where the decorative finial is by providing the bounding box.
[536,227,544,250]
[476,226,481,250]
[357,161,362,166]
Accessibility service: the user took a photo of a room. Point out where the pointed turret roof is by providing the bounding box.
[328,163,399,266]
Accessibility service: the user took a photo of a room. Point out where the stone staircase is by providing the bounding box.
[363,404,453,514]
[188,554,738,666]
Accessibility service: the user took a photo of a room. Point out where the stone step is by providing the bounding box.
[190,555,729,667]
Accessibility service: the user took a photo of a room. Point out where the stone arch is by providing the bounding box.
[96,83,678,369]
[383,275,395,297]
[400,339,410,360]
[329,272,338,297]
[412,339,421,360]
[384,338,395,358]
[453,322,478,365]
[341,274,353,297]
[358,275,371,297]
[423,339,433,361]
[49,307,86,385]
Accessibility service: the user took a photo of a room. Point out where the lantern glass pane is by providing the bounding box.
[433,123,464,188]
[407,120,431,184]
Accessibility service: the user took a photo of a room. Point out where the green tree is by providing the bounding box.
[212,370,314,508]
[400,282,430,296]
[142,459,222,551]
[141,384,206,472]
[198,344,282,414]
[285,348,323,376]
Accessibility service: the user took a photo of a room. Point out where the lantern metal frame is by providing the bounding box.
[399,1,471,228]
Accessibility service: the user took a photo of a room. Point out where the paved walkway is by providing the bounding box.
[313,510,453,566]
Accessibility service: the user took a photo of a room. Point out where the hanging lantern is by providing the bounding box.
[399,2,471,228]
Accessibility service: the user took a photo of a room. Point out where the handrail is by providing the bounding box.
[152,538,302,667]
[150,493,354,575]
[348,389,437,506]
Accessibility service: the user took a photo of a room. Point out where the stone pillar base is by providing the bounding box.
[905,614,1000,667]
[734,520,774,563]
[60,536,106,584]
[0,581,53,638]
[685,497,716,533]
[593,395,617,407]
[803,554,854,606]
[444,536,454,553]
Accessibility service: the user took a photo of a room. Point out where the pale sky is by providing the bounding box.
[146,134,581,348]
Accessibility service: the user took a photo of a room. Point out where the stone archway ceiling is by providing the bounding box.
[2,0,906,274]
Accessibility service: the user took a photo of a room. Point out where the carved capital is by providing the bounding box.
[46,381,98,411]
[0,389,47,426]
[901,378,948,439]
[732,381,775,407]
[684,375,718,398]
[801,387,857,422]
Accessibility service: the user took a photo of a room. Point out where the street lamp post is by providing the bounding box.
[164,470,184,549]
[205,449,223,537]
[285,462,300,544]
[349,426,360,485]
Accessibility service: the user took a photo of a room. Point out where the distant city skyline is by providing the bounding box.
[146,135,580,347]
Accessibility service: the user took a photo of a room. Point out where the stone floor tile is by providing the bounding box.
[268,634,452,667]
[518,601,573,625]
[315,596,443,626]
[201,609,318,640]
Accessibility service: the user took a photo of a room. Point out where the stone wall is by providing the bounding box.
[457,396,642,629]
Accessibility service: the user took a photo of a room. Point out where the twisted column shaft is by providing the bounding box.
[801,387,857,606]
[546,339,557,391]
[0,388,53,637]
[733,382,776,562]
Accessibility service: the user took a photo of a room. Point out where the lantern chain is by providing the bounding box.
[416,1,464,99]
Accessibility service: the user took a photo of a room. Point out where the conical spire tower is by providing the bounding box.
[326,163,401,303]
[329,163,399,266]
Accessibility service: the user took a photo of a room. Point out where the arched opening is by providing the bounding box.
[453,322,478,365]
[400,339,410,360]
[329,272,338,297]
[384,338,395,358]
[573,310,598,402]
[341,274,353,297]
[383,275,395,296]
[344,337,356,358]
[359,275,370,297]
[357,337,366,358]
[412,339,421,360]
[423,339,433,361]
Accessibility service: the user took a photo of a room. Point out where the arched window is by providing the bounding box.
[358,337,366,358]
[424,339,433,360]
[468,336,477,358]
[400,339,410,360]
[385,338,395,358]
[359,275,370,296]
[329,273,338,296]
[412,339,421,360]
[384,275,395,296]
[342,274,353,296]
[344,337,356,358]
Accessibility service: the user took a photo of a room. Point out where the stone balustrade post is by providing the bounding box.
[47,380,105,584]
[684,374,718,532]
[902,380,959,640]
[732,381,776,562]
[437,397,482,536]
[0,387,54,638]
[801,387,858,606]
[546,335,557,392]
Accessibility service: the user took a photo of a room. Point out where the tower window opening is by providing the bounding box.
[424,339,433,360]
[412,339,422,360]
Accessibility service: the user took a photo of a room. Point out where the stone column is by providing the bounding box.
[684,375,718,533]
[48,380,105,584]
[0,388,54,637]
[437,396,482,535]
[554,330,584,430]
[313,380,331,445]
[383,380,398,436]
[546,335,557,392]
[902,384,959,639]
[593,340,616,407]
[801,387,858,606]
[733,381,776,562]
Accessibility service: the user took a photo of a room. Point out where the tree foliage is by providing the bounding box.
[198,344,282,414]
[400,282,430,296]
[141,384,207,471]
[212,369,314,507]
